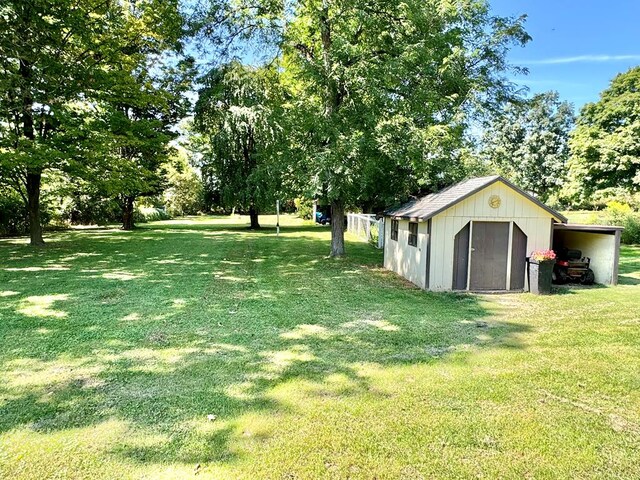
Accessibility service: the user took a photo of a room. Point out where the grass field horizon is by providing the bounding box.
[1,215,639,479]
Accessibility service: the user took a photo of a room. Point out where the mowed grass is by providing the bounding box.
[1,216,639,479]
[563,210,601,224]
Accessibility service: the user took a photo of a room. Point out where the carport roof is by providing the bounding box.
[554,223,624,233]
[385,175,568,222]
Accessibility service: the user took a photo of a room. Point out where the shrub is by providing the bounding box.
[63,195,122,225]
[134,206,172,223]
[294,198,314,220]
[0,191,29,236]
[569,188,640,211]
[369,222,380,247]
[0,189,53,236]
[599,202,640,245]
[164,170,205,217]
[621,217,640,245]
[600,189,640,210]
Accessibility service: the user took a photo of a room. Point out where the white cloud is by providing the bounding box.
[518,55,640,65]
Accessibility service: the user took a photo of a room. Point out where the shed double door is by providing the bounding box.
[469,222,510,291]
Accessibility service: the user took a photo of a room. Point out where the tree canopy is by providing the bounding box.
[0,0,191,240]
[0,0,118,244]
[568,66,640,201]
[193,61,285,229]
[481,91,575,203]
[81,56,195,230]
[12,0,633,256]
[271,0,531,255]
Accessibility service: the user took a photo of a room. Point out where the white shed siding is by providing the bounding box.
[383,219,428,289]
[428,181,555,291]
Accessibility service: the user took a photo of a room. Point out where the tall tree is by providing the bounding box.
[0,0,117,245]
[481,91,575,202]
[75,0,193,230]
[0,0,190,241]
[204,0,529,255]
[193,61,284,229]
[568,66,640,200]
[90,57,195,230]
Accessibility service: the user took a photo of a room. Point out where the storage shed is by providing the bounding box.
[382,175,621,292]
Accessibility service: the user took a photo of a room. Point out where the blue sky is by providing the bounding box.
[490,0,640,111]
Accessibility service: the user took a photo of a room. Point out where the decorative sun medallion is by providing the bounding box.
[488,195,501,209]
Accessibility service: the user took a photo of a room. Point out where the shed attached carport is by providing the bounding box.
[383,175,567,292]
[552,223,623,285]
[382,175,624,291]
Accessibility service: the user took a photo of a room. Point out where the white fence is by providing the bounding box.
[347,213,385,249]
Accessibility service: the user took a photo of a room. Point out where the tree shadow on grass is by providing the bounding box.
[618,275,640,285]
[0,222,533,470]
[617,248,640,285]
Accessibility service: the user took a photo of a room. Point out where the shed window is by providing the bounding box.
[408,222,418,247]
[391,220,399,241]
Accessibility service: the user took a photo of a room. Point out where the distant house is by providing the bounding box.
[382,175,622,292]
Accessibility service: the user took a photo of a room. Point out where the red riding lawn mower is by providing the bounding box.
[552,248,596,285]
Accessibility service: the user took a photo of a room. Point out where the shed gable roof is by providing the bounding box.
[385,175,568,223]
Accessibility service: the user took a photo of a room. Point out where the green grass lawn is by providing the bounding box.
[1,216,639,479]
[562,210,599,225]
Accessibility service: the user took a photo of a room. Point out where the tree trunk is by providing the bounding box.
[26,172,45,246]
[330,199,345,257]
[249,203,260,229]
[122,196,135,230]
[19,53,45,246]
[320,4,346,258]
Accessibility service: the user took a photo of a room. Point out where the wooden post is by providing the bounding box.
[613,229,621,285]
[276,200,280,237]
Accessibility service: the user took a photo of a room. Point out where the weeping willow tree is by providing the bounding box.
[193,61,284,229]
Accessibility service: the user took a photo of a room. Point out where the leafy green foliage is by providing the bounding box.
[0,0,192,239]
[568,187,640,211]
[598,202,640,245]
[294,198,314,220]
[0,0,125,243]
[193,61,285,227]
[61,194,122,226]
[568,66,640,201]
[565,203,640,245]
[193,0,530,252]
[134,206,173,223]
[78,9,195,230]
[481,92,575,202]
[187,0,283,62]
[163,151,206,216]
[275,0,529,253]
[0,187,28,236]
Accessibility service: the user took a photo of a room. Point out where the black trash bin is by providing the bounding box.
[528,257,554,295]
